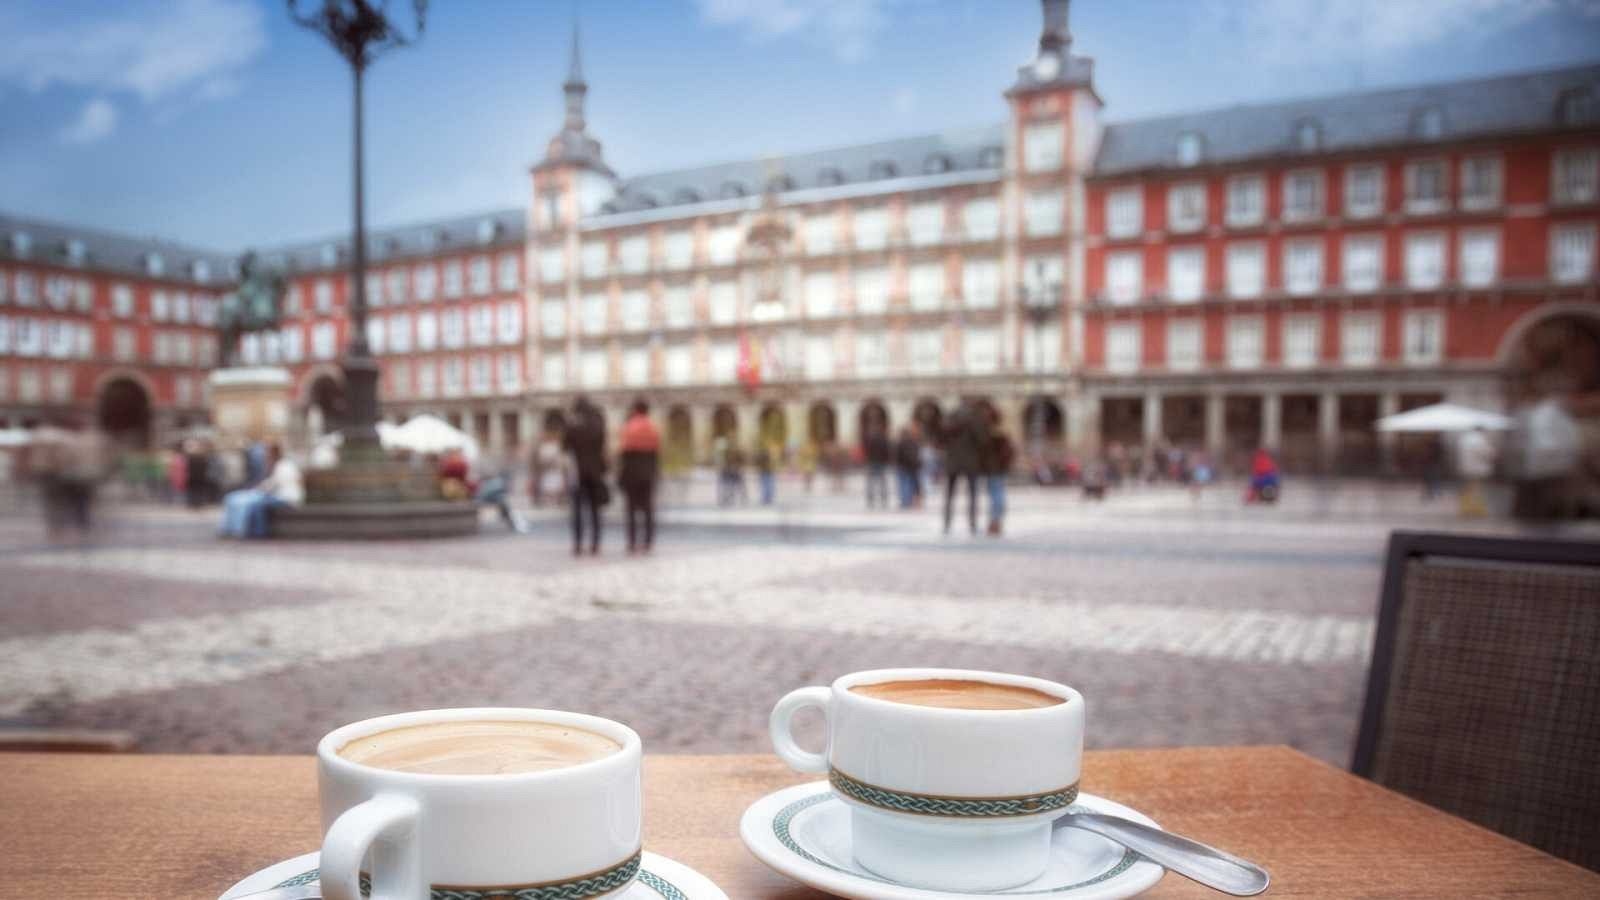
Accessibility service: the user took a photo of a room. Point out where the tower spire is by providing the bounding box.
[1040,0,1071,54]
[563,17,587,131]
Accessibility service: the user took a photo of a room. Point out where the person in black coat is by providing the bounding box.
[562,397,608,555]
[942,402,989,535]
[863,425,892,509]
[894,425,923,509]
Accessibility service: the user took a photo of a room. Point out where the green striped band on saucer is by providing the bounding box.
[829,768,1078,819]
[273,852,642,899]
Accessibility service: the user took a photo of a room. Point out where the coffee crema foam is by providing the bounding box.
[337,720,622,775]
[850,678,1065,710]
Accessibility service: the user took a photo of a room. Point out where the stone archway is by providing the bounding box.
[807,401,837,445]
[858,399,889,440]
[759,403,788,448]
[1022,396,1065,442]
[97,377,152,448]
[913,398,944,444]
[712,404,738,439]
[542,409,568,435]
[665,405,693,470]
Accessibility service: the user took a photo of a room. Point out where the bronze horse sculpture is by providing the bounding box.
[217,251,286,368]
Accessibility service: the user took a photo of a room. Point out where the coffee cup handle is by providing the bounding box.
[771,686,831,773]
[321,793,423,900]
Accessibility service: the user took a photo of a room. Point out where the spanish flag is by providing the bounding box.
[737,330,762,391]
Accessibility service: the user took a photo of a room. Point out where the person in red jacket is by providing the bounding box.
[617,399,661,554]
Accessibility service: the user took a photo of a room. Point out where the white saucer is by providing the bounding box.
[219,850,727,900]
[740,781,1165,900]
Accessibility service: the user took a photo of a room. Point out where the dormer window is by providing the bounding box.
[320,243,339,267]
[636,193,658,209]
[818,167,845,186]
[1176,132,1203,167]
[673,188,702,204]
[978,146,1004,168]
[477,219,500,244]
[924,154,952,175]
[767,174,795,193]
[868,160,898,179]
[720,181,748,199]
[419,230,438,252]
[66,239,86,266]
[1558,87,1595,126]
[1413,107,1444,140]
[600,201,620,214]
[1293,119,1321,153]
[191,260,211,284]
[145,252,165,277]
[10,231,31,258]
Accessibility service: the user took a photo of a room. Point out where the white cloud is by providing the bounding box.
[0,0,266,103]
[59,98,119,144]
[1203,0,1599,65]
[695,0,917,62]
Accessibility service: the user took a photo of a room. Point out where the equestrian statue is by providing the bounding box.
[217,251,286,368]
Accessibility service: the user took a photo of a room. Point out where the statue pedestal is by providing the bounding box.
[208,367,291,443]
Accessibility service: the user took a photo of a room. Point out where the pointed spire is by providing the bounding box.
[562,15,587,132]
[1039,0,1071,54]
[566,19,584,86]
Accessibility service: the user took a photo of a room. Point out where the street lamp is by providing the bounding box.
[1020,260,1061,475]
[287,0,427,453]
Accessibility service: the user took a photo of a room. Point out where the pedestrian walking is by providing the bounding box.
[721,441,749,506]
[754,441,776,505]
[894,424,922,509]
[796,440,818,493]
[1244,447,1281,504]
[863,424,891,509]
[617,399,661,554]
[563,396,608,555]
[942,401,988,535]
[985,413,1014,536]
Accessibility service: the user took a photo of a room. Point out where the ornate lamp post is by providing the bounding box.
[1020,260,1061,471]
[287,0,427,453]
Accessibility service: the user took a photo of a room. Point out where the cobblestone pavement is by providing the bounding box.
[3,477,1591,765]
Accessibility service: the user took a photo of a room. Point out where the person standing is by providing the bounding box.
[796,440,818,494]
[863,424,891,509]
[942,402,988,535]
[894,425,922,509]
[985,412,1015,536]
[617,399,661,554]
[563,397,608,555]
[1457,426,1496,517]
[723,441,749,506]
[754,441,776,505]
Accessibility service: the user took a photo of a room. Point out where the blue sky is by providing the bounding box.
[3,0,1598,251]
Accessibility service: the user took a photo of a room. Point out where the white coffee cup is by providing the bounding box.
[770,668,1085,891]
[316,707,642,900]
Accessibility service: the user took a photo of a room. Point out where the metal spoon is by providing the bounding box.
[1057,811,1270,896]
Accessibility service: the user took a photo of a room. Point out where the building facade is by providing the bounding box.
[2,0,1596,473]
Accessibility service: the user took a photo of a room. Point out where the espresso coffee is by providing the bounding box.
[850,678,1064,710]
[337,720,622,775]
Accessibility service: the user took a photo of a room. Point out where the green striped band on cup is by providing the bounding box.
[325,851,641,900]
[829,768,1078,819]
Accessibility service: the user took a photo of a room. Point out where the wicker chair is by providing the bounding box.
[1353,530,1600,871]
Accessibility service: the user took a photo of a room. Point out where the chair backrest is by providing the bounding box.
[1354,530,1600,871]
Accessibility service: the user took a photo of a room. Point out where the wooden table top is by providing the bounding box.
[3,745,1596,898]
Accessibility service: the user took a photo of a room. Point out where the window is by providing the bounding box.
[151,291,170,321]
[1344,165,1384,219]
[469,304,494,345]
[1414,107,1443,140]
[1226,242,1265,299]
[963,197,999,241]
[709,281,738,324]
[579,349,607,388]
[441,308,465,348]
[15,317,40,355]
[195,296,217,326]
[414,265,437,301]
[49,367,73,403]
[0,315,10,354]
[415,311,438,350]
[962,258,1000,308]
[1403,309,1444,365]
[539,354,566,391]
[313,322,337,359]
[664,231,693,269]
[1167,246,1205,302]
[73,280,92,313]
[1343,235,1384,292]
[1459,229,1499,287]
[1282,315,1320,369]
[443,358,465,396]
[1551,223,1596,283]
[365,273,386,309]
[1106,322,1141,373]
[1106,251,1143,304]
[1176,132,1202,167]
[1405,160,1448,214]
[909,329,943,375]
[908,262,945,311]
[1225,174,1265,227]
[804,334,835,380]
[1023,122,1063,172]
[854,267,888,314]
[1284,239,1323,296]
[44,275,71,310]
[620,290,649,332]
[1227,316,1264,370]
[709,226,741,265]
[539,247,565,283]
[1404,232,1446,289]
[497,252,519,291]
[855,330,889,378]
[1294,120,1321,153]
[804,271,837,318]
[1165,319,1201,371]
[539,300,566,338]
[1341,312,1381,366]
[1460,156,1502,211]
[388,269,409,304]
[963,327,1000,374]
[1106,187,1143,239]
[415,361,437,397]
[469,256,492,295]
[365,318,386,355]
[1024,189,1064,237]
[580,241,608,278]
[619,235,648,274]
[315,280,334,312]
[388,361,410,399]
[1553,148,1599,204]
[17,367,41,402]
[709,341,738,383]
[622,347,649,386]
[907,202,943,246]
[46,320,72,358]
[112,284,133,317]
[497,301,522,343]
[1283,170,1324,222]
[442,261,464,298]
[854,207,888,250]
[664,285,693,328]
[1022,320,1060,372]
[469,355,498,394]
[1167,183,1205,233]
[113,327,136,361]
[281,325,303,362]
[14,272,35,306]
[581,293,608,334]
[665,345,693,385]
[1024,254,1064,295]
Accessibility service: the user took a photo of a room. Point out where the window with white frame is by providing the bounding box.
[48,367,72,403]
[908,262,945,311]
[1225,242,1265,298]
[15,317,40,355]
[113,327,136,361]
[581,293,608,334]
[469,256,492,295]
[390,314,413,354]
[497,301,522,343]
[1166,318,1201,371]
[1343,235,1384,292]
[196,296,217,326]
[441,308,465,348]
[1106,251,1143,304]
[151,290,170,321]
[1022,320,1061,372]
[313,322,337,359]
[44,275,70,310]
[173,330,193,364]
[1284,239,1324,296]
[665,344,693,385]
[0,272,7,305]
[415,311,438,350]
[620,290,649,332]
[1283,170,1324,222]
[709,281,738,324]
[1403,309,1444,365]
[1404,232,1446,289]
[963,326,1000,374]
[1024,189,1064,237]
[17,367,41,402]
[469,304,494,346]
[1459,229,1499,287]
[14,272,35,306]
[414,264,437,300]
[1341,312,1381,366]
[1167,246,1204,302]
[497,252,519,291]
[1106,186,1142,239]
[1552,148,1599,204]
[1226,316,1264,369]
[1405,159,1448,214]
[709,341,738,383]
[1551,223,1596,283]
[415,361,437,398]
[1460,156,1502,211]
[803,214,835,255]
[664,231,693,269]
[112,284,133,317]
[619,235,649,274]
[366,274,385,308]
[622,346,649,386]
[963,197,999,241]
[388,360,410,398]
[1176,132,1203,167]
[1283,314,1320,368]
[387,269,409,304]
[1106,321,1141,373]
[443,261,463,298]
[442,358,465,396]
[1345,165,1384,218]
[709,226,741,265]
[854,207,888,250]
[539,246,564,283]
[804,271,837,318]
[1023,122,1063,172]
[281,326,303,362]
[909,328,943,375]
[539,300,565,338]
[854,267,888,314]
[46,320,72,358]
[579,349,608,388]
[1167,182,1205,233]
[174,375,194,406]
[540,354,566,391]
[804,334,835,379]
[664,284,693,328]
[498,353,521,392]
[580,241,608,278]
[73,280,91,313]
[961,258,1000,308]
[315,280,334,312]
[1225,174,1265,227]
[1023,254,1064,295]
[907,202,943,246]
[855,330,889,378]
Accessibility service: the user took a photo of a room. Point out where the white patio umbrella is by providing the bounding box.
[1375,403,1514,433]
[387,414,479,461]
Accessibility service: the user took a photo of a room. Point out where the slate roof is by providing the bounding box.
[1094,63,1600,177]
[259,208,526,275]
[0,212,236,285]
